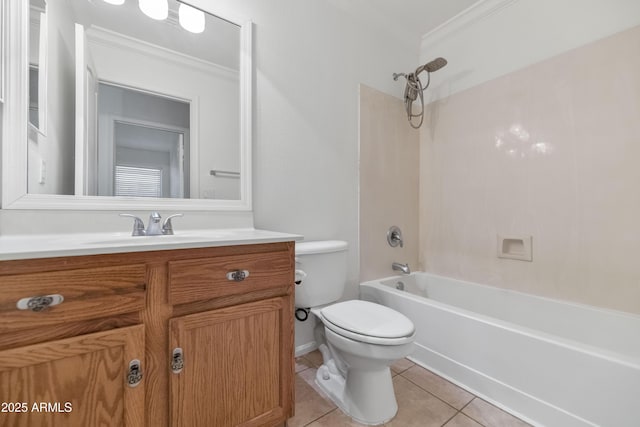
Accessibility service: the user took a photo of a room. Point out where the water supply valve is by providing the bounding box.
[295,308,310,322]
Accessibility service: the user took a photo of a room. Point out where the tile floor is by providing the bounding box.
[289,350,531,427]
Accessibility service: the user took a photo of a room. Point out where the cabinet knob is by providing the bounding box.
[171,348,184,374]
[127,359,143,388]
[16,294,64,312]
[226,270,250,282]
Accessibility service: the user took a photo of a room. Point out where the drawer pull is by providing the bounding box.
[16,294,64,312]
[171,348,184,374]
[226,270,250,282]
[127,359,143,388]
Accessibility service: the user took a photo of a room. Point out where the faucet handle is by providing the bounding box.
[120,214,146,236]
[162,213,184,235]
[387,226,404,248]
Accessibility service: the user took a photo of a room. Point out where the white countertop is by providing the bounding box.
[0,228,303,261]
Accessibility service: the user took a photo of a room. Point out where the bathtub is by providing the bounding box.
[360,273,640,427]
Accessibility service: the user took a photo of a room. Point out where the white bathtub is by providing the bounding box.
[360,272,640,427]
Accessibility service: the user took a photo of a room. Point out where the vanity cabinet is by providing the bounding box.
[167,247,294,427]
[0,325,145,427]
[169,297,292,427]
[0,241,295,427]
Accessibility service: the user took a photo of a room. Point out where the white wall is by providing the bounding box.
[421,0,640,103]
[187,0,418,350]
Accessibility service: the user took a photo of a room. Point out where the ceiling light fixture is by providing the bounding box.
[103,0,125,4]
[178,3,205,33]
[139,0,168,20]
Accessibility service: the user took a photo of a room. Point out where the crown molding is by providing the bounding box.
[421,0,521,48]
[86,25,239,81]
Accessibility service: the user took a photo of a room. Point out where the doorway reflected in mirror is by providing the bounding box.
[94,83,191,199]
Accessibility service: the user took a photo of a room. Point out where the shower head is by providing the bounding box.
[392,56,448,129]
[415,57,447,75]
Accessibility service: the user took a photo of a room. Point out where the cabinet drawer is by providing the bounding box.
[0,264,146,333]
[168,249,293,305]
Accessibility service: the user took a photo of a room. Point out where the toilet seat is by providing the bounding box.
[319,300,415,346]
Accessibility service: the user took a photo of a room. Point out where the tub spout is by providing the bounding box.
[392,262,410,275]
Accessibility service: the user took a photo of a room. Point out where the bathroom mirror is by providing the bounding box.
[2,0,252,211]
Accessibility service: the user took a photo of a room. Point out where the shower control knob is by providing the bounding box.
[387,226,404,248]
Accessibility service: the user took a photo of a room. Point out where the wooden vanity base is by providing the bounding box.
[0,242,295,427]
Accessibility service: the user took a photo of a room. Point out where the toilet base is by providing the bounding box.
[314,347,398,425]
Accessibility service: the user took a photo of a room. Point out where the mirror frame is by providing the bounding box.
[2,0,253,211]
[0,0,5,104]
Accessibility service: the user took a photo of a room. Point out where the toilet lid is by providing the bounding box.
[320,300,415,342]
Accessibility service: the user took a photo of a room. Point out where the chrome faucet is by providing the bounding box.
[146,211,163,235]
[392,262,411,275]
[120,212,184,236]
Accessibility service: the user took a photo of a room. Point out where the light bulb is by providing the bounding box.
[179,3,205,33]
[139,0,168,20]
[103,0,125,5]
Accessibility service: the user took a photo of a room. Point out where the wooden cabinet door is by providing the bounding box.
[169,297,293,427]
[0,325,145,427]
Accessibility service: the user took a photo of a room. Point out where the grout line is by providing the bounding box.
[460,397,475,412]
[459,398,491,427]
[398,371,464,413]
[440,410,461,426]
[303,408,340,426]
[391,366,412,376]
[295,366,311,374]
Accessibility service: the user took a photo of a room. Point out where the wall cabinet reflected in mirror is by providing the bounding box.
[25,0,244,202]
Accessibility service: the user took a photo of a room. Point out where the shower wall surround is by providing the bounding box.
[419,24,640,314]
[359,85,419,282]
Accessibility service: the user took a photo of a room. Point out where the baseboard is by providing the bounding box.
[295,341,318,357]
[409,343,596,427]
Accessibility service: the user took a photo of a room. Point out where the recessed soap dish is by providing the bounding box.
[497,235,532,261]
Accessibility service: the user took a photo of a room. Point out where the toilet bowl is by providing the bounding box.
[312,300,415,425]
[295,241,415,425]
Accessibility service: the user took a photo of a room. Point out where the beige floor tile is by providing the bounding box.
[462,398,531,427]
[444,413,483,427]
[295,356,314,373]
[297,367,338,406]
[303,349,324,367]
[287,371,336,427]
[390,357,415,375]
[384,376,457,427]
[402,366,474,410]
[307,408,370,427]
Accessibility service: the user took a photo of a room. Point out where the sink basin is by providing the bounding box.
[86,235,195,246]
[83,232,227,246]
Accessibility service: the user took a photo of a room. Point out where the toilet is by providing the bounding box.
[295,240,415,425]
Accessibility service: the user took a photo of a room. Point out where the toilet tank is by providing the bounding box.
[295,240,348,308]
